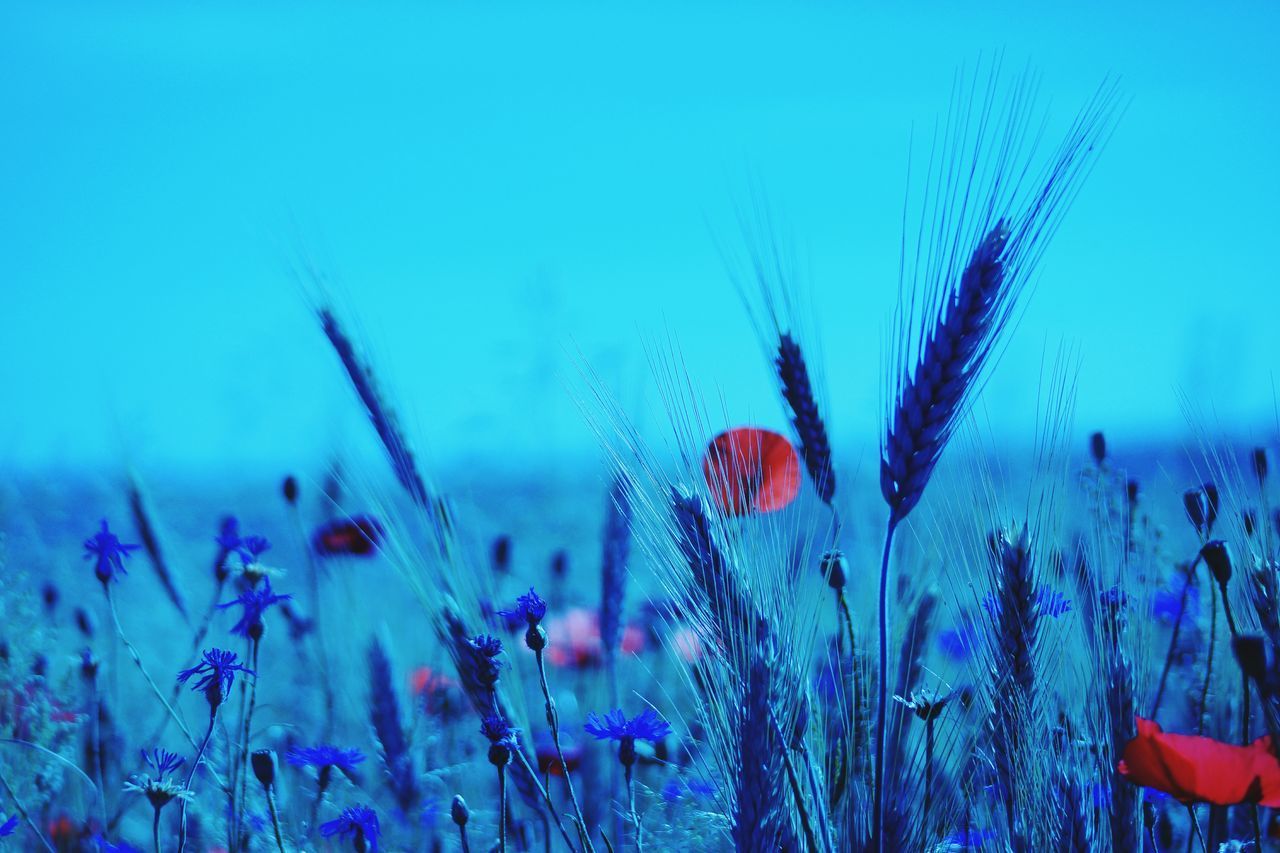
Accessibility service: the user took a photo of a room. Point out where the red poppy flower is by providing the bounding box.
[536,732,584,776]
[1118,716,1280,806]
[312,515,384,557]
[410,665,456,697]
[702,427,800,516]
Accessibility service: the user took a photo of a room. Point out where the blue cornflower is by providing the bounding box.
[286,744,366,773]
[482,599,525,633]
[142,748,184,778]
[500,587,548,627]
[467,634,504,688]
[1100,585,1130,611]
[0,815,16,837]
[178,648,253,709]
[480,713,519,768]
[468,634,503,657]
[480,714,520,748]
[320,804,381,852]
[502,588,551,652]
[1035,589,1072,619]
[84,519,139,584]
[238,534,272,564]
[584,707,672,743]
[587,707,671,768]
[125,748,191,809]
[218,576,291,639]
[215,517,242,553]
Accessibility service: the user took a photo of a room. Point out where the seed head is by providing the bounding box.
[1184,485,1220,538]
[1201,540,1233,588]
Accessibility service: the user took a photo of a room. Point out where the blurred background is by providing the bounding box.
[1,0,1277,480]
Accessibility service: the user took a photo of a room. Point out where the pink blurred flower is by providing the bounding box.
[546,608,647,668]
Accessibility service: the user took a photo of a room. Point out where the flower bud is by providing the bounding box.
[1204,483,1221,529]
[491,535,512,574]
[282,475,299,505]
[79,648,99,681]
[1233,634,1269,685]
[487,742,511,768]
[821,550,847,591]
[451,795,469,827]
[74,607,95,639]
[1089,431,1106,465]
[251,749,277,790]
[1184,488,1210,536]
[1201,540,1233,588]
[524,624,547,653]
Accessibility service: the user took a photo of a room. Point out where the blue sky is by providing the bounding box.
[1,1,1277,475]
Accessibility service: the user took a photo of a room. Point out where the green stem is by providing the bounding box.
[924,718,935,836]
[498,765,507,853]
[177,709,218,853]
[235,638,262,850]
[769,708,825,853]
[1197,585,1217,736]
[511,749,580,851]
[1186,805,1206,852]
[266,788,286,853]
[872,516,898,852]
[291,505,338,740]
[143,578,225,749]
[625,761,643,853]
[535,650,594,852]
[310,766,331,836]
[1152,554,1202,717]
[106,588,197,749]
